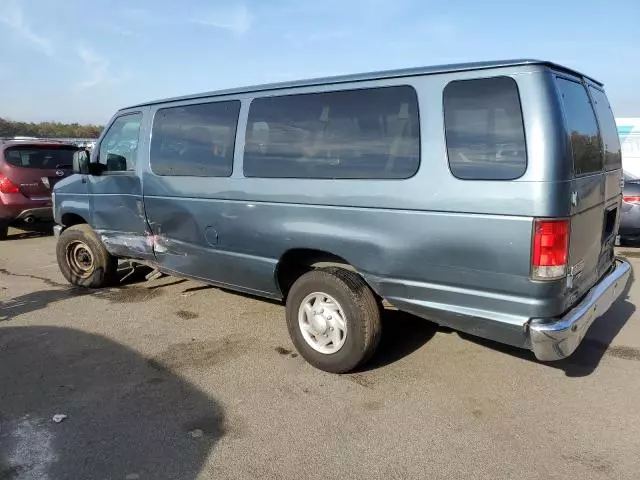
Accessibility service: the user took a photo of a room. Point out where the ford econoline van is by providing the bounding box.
[53,59,631,373]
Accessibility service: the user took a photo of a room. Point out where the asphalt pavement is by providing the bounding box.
[2,225,640,480]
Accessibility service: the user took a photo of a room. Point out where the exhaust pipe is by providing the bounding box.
[23,215,35,224]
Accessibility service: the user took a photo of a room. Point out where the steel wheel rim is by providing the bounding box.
[298,292,347,354]
[66,241,95,278]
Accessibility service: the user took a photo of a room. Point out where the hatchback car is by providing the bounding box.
[619,172,640,244]
[0,140,78,240]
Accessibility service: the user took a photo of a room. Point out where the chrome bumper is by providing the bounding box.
[53,224,63,238]
[529,258,632,361]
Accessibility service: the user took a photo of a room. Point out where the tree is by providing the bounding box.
[0,117,103,138]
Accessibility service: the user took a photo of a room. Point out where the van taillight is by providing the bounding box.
[532,219,569,280]
[0,174,20,194]
[623,196,640,205]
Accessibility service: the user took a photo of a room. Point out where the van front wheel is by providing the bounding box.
[285,267,381,373]
[56,224,117,288]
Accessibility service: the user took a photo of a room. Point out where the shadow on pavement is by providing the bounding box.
[459,265,637,377]
[178,283,283,306]
[0,287,92,322]
[181,284,217,295]
[359,309,439,372]
[5,223,54,241]
[0,326,224,479]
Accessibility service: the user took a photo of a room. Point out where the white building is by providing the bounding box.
[617,118,640,177]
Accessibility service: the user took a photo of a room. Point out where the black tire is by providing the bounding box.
[56,224,118,288]
[0,221,8,241]
[285,267,382,373]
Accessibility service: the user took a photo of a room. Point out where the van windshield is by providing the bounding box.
[4,145,79,169]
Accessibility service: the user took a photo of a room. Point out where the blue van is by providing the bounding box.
[53,59,630,373]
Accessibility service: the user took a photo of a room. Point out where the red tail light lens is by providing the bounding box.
[0,174,20,194]
[532,219,569,280]
[623,196,640,205]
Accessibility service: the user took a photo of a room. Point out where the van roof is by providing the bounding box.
[125,59,602,109]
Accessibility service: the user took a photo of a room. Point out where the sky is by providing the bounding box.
[1,0,639,125]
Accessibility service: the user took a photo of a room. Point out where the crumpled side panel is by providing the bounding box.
[96,230,157,260]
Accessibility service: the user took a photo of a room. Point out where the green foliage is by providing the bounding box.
[0,117,103,139]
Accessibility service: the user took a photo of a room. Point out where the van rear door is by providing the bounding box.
[555,76,622,306]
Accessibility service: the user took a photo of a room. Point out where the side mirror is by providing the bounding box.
[72,150,90,174]
[106,153,127,172]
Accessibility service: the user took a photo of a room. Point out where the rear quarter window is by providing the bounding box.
[443,76,527,180]
[556,77,602,176]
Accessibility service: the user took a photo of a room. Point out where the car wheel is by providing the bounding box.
[285,267,382,373]
[56,224,118,288]
[0,221,8,241]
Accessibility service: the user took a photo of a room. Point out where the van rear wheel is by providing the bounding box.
[285,267,381,373]
[56,224,117,288]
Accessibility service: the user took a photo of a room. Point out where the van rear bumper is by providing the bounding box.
[16,207,53,221]
[529,258,631,361]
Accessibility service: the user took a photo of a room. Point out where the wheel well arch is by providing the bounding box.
[61,213,87,228]
[275,248,358,299]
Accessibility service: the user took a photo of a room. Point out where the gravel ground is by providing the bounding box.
[2,225,640,480]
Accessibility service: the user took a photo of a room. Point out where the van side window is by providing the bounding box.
[150,101,241,177]
[588,87,622,171]
[556,78,602,176]
[98,113,142,172]
[243,86,420,179]
[443,77,527,180]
